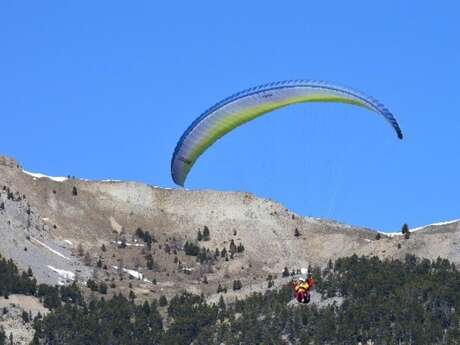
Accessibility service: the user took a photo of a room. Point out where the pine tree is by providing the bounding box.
[129,290,136,301]
[402,223,410,239]
[135,227,144,239]
[87,279,98,291]
[184,241,199,256]
[146,255,154,270]
[218,295,226,311]
[232,280,242,290]
[203,226,210,241]
[402,223,409,234]
[229,240,237,255]
[21,310,29,323]
[159,295,168,306]
[282,267,290,277]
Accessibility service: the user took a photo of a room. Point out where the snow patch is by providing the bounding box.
[112,266,151,283]
[112,266,143,279]
[63,240,73,246]
[112,240,145,247]
[31,238,70,261]
[149,184,172,190]
[128,243,145,247]
[47,265,75,281]
[23,170,68,182]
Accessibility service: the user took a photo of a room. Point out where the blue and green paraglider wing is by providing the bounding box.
[171,80,403,186]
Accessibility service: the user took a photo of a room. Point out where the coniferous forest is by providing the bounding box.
[1,253,460,344]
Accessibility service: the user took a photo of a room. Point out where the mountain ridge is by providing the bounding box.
[0,155,459,302]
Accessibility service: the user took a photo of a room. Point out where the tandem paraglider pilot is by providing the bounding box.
[293,271,315,304]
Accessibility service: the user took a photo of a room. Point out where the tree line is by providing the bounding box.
[2,250,460,344]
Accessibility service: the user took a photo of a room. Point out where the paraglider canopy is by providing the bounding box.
[171,80,403,186]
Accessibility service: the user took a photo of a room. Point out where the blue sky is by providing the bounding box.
[1,1,459,231]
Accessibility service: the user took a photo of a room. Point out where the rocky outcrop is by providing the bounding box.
[0,156,21,170]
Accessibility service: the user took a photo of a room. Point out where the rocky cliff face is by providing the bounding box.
[0,155,459,300]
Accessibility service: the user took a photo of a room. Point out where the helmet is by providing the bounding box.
[298,276,306,282]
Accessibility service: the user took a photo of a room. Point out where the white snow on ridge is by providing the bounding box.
[410,219,460,232]
[31,238,70,261]
[23,170,68,182]
[380,232,402,237]
[150,185,173,190]
[47,265,75,281]
[22,169,174,190]
[380,219,460,237]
